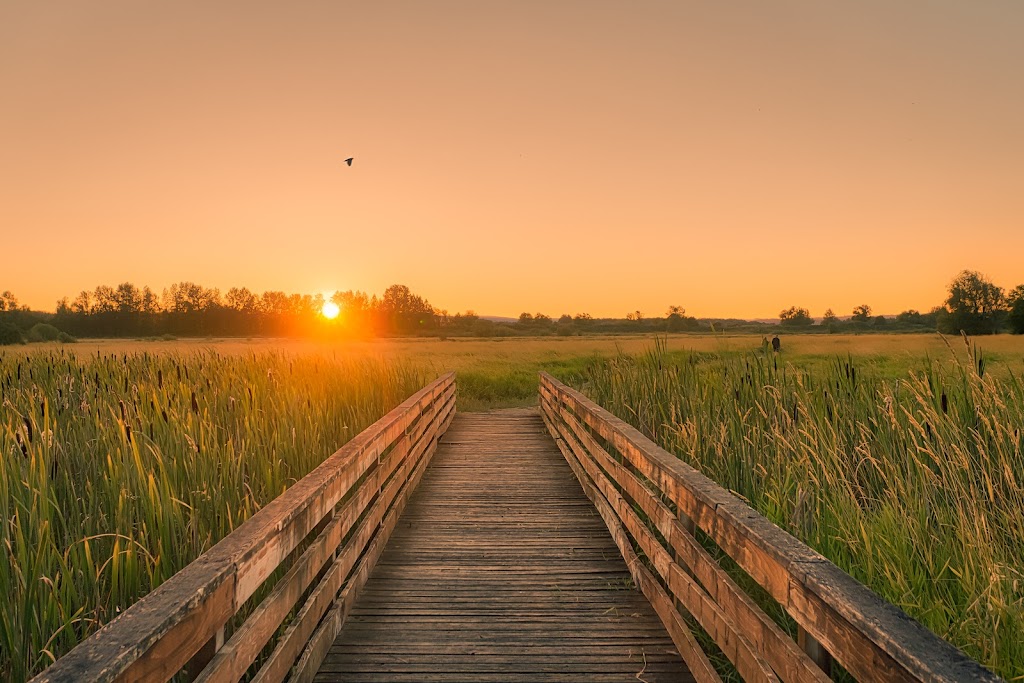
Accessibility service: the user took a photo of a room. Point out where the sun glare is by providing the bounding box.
[321,301,340,319]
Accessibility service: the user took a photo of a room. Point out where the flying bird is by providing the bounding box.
[344,157,354,166]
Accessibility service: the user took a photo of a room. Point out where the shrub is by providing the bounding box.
[0,322,24,345]
[27,323,62,342]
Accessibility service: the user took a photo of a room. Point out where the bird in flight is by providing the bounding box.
[344,157,354,166]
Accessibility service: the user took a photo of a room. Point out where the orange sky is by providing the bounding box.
[2,1,1022,319]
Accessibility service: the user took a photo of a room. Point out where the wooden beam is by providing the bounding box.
[540,373,999,683]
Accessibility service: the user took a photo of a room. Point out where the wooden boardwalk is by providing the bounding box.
[314,409,693,682]
[36,374,996,683]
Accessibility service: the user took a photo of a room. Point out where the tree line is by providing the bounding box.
[1,269,1023,344]
[777,270,1024,335]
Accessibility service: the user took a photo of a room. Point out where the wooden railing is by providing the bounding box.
[33,372,456,683]
[539,373,998,683]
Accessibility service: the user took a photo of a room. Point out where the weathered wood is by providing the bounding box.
[252,393,453,683]
[544,410,721,683]
[291,400,449,683]
[33,373,454,683]
[540,373,1000,683]
[548,401,779,683]
[197,389,454,682]
[547,394,829,683]
[314,411,693,683]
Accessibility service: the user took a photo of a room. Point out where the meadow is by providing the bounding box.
[573,337,1024,678]
[3,333,1024,679]
[0,349,431,680]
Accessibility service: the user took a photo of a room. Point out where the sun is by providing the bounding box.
[321,301,340,319]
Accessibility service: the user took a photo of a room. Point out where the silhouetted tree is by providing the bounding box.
[941,270,1004,335]
[0,291,19,311]
[851,304,872,323]
[1007,285,1024,334]
[822,308,839,331]
[779,306,813,327]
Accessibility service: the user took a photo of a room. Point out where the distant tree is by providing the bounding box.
[113,282,142,313]
[518,312,534,324]
[851,304,872,322]
[71,290,93,315]
[93,285,117,313]
[779,306,813,327]
[0,321,23,345]
[896,309,923,325]
[261,291,291,316]
[821,308,839,332]
[626,310,643,322]
[164,282,220,313]
[55,297,72,315]
[380,284,435,333]
[532,313,552,325]
[1007,285,1024,334]
[0,291,18,311]
[941,270,1004,335]
[573,312,594,330]
[140,287,161,313]
[225,287,259,313]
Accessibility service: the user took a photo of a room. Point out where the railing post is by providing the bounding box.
[798,627,833,676]
[186,626,225,680]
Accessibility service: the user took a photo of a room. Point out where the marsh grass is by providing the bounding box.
[576,337,1024,677]
[0,349,430,681]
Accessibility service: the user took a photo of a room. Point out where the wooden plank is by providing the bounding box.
[314,410,692,683]
[251,394,453,683]
[549,395,829,683]
[541,373,999,683]
[33,373,454,683]
[194,390,453,682]
[548,400,778,683]
[291,401,448,683]
[543,410,720,683]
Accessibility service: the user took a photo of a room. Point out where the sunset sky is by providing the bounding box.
[2,1,1022,318]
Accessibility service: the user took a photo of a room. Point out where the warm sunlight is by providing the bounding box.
[321,301,340,319]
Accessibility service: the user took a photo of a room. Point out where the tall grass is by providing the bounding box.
[0,349,430,681]
[577,338,1024,678]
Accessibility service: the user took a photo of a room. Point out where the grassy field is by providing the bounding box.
[0,350,431,680]
[3,332,1023,679]
[574,337,1024,678]
[50,331,1024,408]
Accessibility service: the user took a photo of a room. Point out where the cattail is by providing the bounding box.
[161,409,168,423]
[23,416,33,443]
[157,368,163,389]
[941,392,948,414]
[191,391,199,414]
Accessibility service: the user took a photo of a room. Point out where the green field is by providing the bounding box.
[3,333,1024,679]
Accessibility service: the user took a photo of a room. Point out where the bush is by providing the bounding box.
[57,331,77,343]
[27,323,62,342]
[0,322,24,345]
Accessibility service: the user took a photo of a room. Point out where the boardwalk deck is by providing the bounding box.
[314,409,693,683]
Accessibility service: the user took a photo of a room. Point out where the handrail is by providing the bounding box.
[32,372,457,683]
[539,372,998,683]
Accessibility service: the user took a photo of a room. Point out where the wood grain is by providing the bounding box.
[314,410,693,683]
[540,373,999,683]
